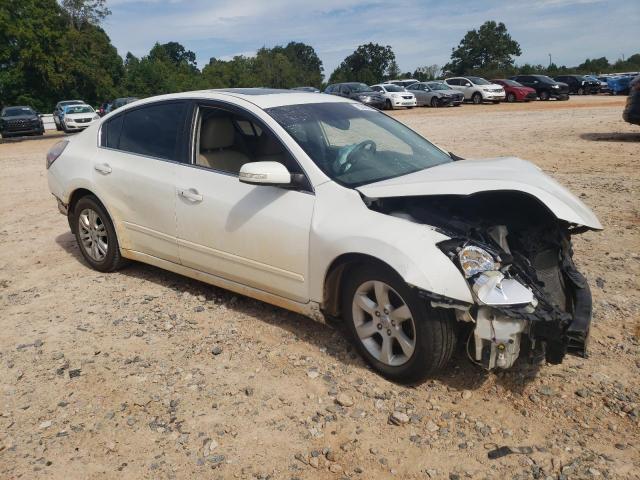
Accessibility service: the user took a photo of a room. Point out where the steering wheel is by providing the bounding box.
[337,140,377,174]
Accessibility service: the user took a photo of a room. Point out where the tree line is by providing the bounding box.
[1,1,638,112]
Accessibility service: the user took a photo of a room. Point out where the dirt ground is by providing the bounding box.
[1,95,638,479]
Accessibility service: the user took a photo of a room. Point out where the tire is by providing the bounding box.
[342,263,455,384]
[492,100,500,104]
[539,90,550,101]
[430,97,438,108]
[72,195,127,272]
[506,92,516,103]
[407,106,413,109]
[385,99,393,110]
[471,92,482,105]
[577,87,584,95]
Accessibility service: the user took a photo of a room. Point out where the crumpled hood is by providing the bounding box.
[356,157,602,230]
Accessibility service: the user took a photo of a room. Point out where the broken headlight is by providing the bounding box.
[458,245,499,278]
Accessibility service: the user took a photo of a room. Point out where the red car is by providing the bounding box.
[491,79,537,102]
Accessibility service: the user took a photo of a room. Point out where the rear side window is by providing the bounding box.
[102,102,187,161]
[101,115,123,149]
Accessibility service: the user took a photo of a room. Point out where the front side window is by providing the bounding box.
[115,102,186,160]
[467,77,491,85]
[195,106,303,178]
[428,82,451,90]
[447,79,460,86]
[267,102,452,187]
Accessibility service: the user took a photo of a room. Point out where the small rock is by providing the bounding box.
[575,388,590,398]
[329,463,342,473]
[389,411,410,425]
[194,305,205,312]
[461,390,472,400]
[309,456,319,468]
[211,345,223,356]
[335,393,353,407]
[68,368,81,379]
[538,386,555,396]
[39,420,52,430]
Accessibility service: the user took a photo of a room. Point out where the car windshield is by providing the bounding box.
[64,105,93,114]
[382,84,405,92]
[467,77,491,85]
[534,75,555,83]
[348,83,373,93]
[266,102,452,187]
[500,79,522,87]
[2,107,35,116]
[427,82,451,90]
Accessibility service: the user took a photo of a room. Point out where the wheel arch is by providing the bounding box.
[322,253,402,318]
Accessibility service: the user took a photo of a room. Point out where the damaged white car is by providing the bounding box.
[46,89,601,383]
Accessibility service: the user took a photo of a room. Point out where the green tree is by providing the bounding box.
[60,0,110,28]
[329,43,397,85]
[443,21,521,76]
[412,65,440,81]
[576,57,610,73]
[272,42,324,87]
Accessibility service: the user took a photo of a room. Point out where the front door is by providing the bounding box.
[175,104,315,302]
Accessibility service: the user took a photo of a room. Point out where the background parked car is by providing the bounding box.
[491,79,537,102]
[445,76,505,104]
[585,75,610,94]
[53,100,85,131]
[554,75,600,95]
[109,97,139,113]
[370,84,417,109]
[623,75,640,125]
[388,79,419,88]
[324,83,386,108]
[60,104,99,133]
[291,86,321,93]
[607,76,633,95]
[97,102,111,117]
[510,75,569,100]
[0,105,44,138]
[406,81,464,107]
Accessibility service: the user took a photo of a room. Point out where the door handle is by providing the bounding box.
[178,188,203,203]
[94,163,112,174]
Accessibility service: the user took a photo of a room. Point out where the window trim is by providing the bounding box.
[184,99,315,194]
[97,99,191,164]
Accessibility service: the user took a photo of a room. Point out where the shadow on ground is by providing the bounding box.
[54,231,540,393]
[580,132,640,142]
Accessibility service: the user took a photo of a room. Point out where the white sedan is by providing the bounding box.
[370,84,417,109]
[47,89,601,383]
[60,104,100,133]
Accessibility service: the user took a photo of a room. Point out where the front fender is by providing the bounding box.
[309,183,473,304]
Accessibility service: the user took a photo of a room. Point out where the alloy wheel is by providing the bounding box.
[351,280,416,366]
[78,208,108,262]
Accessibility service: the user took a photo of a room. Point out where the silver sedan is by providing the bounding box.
[407,82,464,107]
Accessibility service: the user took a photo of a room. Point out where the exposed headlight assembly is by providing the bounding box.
[458,245,499,277]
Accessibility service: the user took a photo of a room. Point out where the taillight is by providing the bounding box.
[46,140,69,169]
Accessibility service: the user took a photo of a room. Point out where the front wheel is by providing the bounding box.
[342,264,456,384]
[472,92,483,105]
[430,97,439,108]
[385,99,393,110]
[73,196,127,272]
[577,87,584,95]
[539,90,550,101]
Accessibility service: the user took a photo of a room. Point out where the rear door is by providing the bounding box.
[94,100,189,263]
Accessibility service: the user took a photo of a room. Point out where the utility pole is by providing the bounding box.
[548,53,552,67]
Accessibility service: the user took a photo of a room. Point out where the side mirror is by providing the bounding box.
[239,161,292,186]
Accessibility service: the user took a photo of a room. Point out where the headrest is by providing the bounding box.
[201,117,235,150]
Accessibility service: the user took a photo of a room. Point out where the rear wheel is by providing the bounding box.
[73,196,127,272]
[577,87,585,95]
[472,92,483,104]
[506,92,516,103]
[342,264,455,384]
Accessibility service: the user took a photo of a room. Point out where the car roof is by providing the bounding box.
[111,88,354,110]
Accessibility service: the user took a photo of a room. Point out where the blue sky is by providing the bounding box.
[104,0,639,76]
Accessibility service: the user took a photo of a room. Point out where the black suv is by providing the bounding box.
[554,75,600,95]
[0,105,44,138]
[325,83,385,109]
[510,75,569,101]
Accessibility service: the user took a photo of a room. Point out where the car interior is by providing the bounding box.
[196,107,297,175]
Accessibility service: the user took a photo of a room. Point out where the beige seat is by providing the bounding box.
[198,117,250,173]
